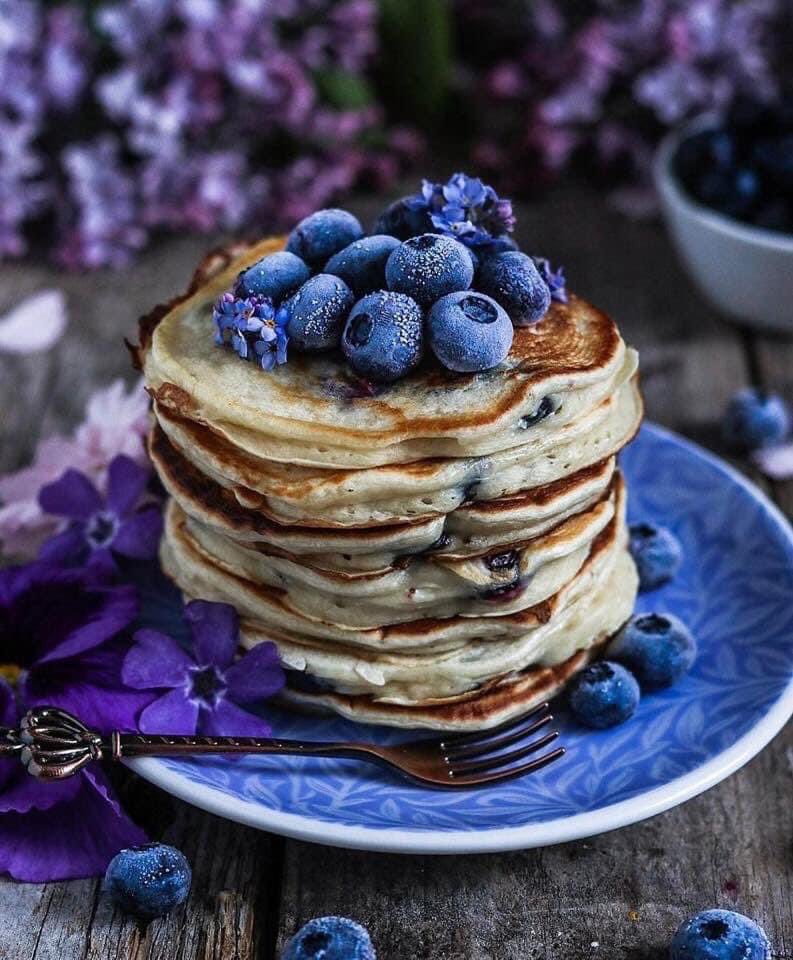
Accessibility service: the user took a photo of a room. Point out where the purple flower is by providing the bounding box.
[37,454,162,574]
[0,560,150,732]
[213,292,289,370]
[409,173,516,247]
[123,600,284,736]
[0,678,147,882]
[534,258,568,303]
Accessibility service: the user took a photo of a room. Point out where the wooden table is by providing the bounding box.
[1,186,791,960]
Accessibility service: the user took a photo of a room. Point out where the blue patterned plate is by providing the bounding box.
[129,424,793,853]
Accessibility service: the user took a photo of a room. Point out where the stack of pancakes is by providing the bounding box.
[135,237,643,730]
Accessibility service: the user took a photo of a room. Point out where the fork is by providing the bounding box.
[1,703,564,790]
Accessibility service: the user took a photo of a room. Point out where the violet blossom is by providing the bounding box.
[37,454,162,574]
[0,378,149,562]
[0,563,152,881]
[123,600,284,736]
[0,561,150,731]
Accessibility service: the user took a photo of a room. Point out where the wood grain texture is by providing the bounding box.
[0,186,791,960]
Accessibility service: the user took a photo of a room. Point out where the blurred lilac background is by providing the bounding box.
[0,0,788,269]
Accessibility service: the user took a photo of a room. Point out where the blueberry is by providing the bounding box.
[285,274,355,351]
[670,909,770,960]
[104,843,191,920]
[286,209,363,268]
[568,661,640,729]
[428,291,513,373]
[372,195,433,240]
[608,612,696,691]
[477,251,551,326]
[342,291,423,382]
[235,251,310,302]
[722,388,790,452]
[629,522,683,590]
[283,916,375,960]
[385,234,474,307]
[325,235,400,296]
[477,234,520,261]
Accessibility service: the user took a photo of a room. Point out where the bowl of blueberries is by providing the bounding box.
[655,96,793,335]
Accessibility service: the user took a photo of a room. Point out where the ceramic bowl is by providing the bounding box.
[654,115,793,335]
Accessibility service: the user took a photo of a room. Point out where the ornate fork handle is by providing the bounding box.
[14,707,380,780]
[114,732,368,761]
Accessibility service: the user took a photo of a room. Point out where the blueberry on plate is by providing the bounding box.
[285,274,355,351]
[283,916,376,960]
[235,251,310,302]
[104,843,191,920]
[477,251,551,326]
[325,235,400,297]
[372,195,433,240]
[670,909,770,960]
[286,209,363,268]
[568,660,640,729]
[428,291,513,373]
[628,521,682,590]
[608,612,696,691]
[342,291,423,382]
[385,234,474,307]
[722,388,790,452]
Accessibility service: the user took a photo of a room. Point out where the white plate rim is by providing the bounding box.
[127,423,793,854]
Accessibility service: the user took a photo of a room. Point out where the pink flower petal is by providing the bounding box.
[752,443,793,480]
[0,289,68,353]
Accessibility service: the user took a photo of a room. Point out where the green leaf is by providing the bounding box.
[376,0,452,125]
[314,69,375,110]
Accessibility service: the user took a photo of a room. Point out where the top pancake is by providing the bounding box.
[138,237,627,464]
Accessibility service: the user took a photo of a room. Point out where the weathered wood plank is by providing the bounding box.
[749,335,793,517]
[276,727,793,959]
[0,789,282,960]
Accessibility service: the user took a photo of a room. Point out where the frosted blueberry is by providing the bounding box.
[478,251,551,325]
[628,522,683,590]
[342,291,423,382]
[235,251,310,302]
[428,291,513,373]
[670,909,770,960]
[325,235,400,296]
[286,209,363,268]
[385,234,474,307]
[722,388,790,452]
[568,661,640,729]
[609,613,696,691]
[286,274,355,351]
[282,916,376,960]
[104,843,191,920]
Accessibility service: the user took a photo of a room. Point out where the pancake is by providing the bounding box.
[277,630,617,732]
[138,237,629,466]
[136,232,643,730]
[151,358,640,527]
[237,542,635,704]
[160,480,627,652]
[149,421,619,565]
[176,479,616,625]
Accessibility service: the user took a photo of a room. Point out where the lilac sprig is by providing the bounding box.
[0,0,418,268]
[213,292,289,372]
[534,258,568,303]
[409,173,515,246]
[462,0,787,213]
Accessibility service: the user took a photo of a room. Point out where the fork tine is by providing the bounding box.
[449,730,560,776]
[437,702,550,751]
[448,746,565,787]
[442,712,553,761]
